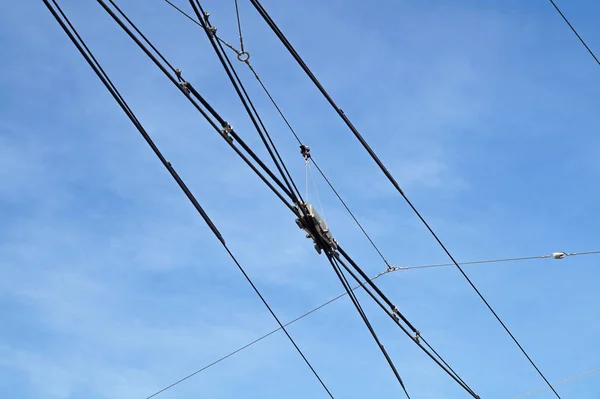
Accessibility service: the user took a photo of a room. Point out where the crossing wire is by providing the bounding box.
[43,2,335,398]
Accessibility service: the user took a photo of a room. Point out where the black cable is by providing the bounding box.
[45,0,224,243]
[325,253,412,398]
[95,0,301,214]
[43,2,335,397]
[332,253,478,398]
[234,0,244,52]
[188,0,304,205]
[548,0,600,65]
[248,2,561,396]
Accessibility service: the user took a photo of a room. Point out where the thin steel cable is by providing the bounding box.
[514,367,600,399]
[384,250,600,274]
[143,249,597,394]
[308,162,327,224]
[248,2,562,396]
[234,0,244,52]
[46,3,334,397]
[162,0,200,26]
[548,0,600,65]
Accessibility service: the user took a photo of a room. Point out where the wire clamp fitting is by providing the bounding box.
[175,68,183,82]
[295,201,336,254]
[300,144,311,162]
[552,251,566,259]
[413,330,421,343]
[220,123,234,143]
[391,306,400,321]
[178,80,191,94]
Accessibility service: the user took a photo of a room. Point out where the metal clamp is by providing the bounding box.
[220,123,234,143]
[178,80,190,94]
[300,144,311,161]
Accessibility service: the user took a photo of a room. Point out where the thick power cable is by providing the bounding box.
[248,1,561,396]
[331,252,478,397]
[548,0,600,66]
[43,2,334,397]
[143,248,597,395]
[325,253,412,398]
[44,0,223,244]
[188,0,304,204]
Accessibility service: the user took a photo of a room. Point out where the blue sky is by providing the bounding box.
[1,0,600,398]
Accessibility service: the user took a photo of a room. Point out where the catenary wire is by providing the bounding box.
[247,1,563,396]
[548,0,600,65]
[145,248,598,395]
[43,2,335,398]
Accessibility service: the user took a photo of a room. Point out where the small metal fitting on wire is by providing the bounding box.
[300,144,311,161]
[220,123,234,143]
[178,80,190,94]
[175,68,183,82]
[237,51,250,62]
[552,251,566,259]
[391,306,400,321]
[413,330,421,343]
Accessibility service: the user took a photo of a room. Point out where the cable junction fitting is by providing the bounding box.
[295,201,337,254]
